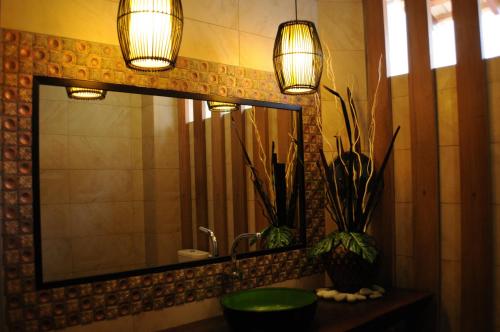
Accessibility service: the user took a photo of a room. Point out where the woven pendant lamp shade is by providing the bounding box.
[207,101,238,112]
[117,0,183,71]
[66,87,107,100]
[273,20,323,95]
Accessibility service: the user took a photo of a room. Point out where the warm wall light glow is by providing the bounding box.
[117,0,183,71]
[66,87,107,100]
[207,101,238,112]
[273,20,323,95]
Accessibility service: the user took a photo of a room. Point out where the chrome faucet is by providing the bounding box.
[198,226,218,257]
[230,232,262,279]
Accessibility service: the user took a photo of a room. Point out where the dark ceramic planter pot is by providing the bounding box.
[321,246,377,293]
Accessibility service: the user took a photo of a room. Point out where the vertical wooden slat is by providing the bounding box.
[232,109,248,250]
[253,107,270,233]
[193,100,209,251]
[178,99,193,249]
[451,1,492,330]
[362,0,395,289]
[211,112,228,255]
[405,0,441,329]
[277,110,292,164]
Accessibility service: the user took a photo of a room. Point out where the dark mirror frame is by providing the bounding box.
[32,76,307,290]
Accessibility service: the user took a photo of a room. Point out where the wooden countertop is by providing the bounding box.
[160,289,433,332]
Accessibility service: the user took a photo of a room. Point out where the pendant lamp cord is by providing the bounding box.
[295,0,298,20]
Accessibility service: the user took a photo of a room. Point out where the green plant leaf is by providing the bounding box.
[308,233,335,258]
[264,226,293,249]
[346,233,378,264]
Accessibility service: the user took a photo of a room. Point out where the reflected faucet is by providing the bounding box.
[230,232,262,280]
[198,226,218,257]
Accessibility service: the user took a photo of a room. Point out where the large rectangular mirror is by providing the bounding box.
[33,77,305,287]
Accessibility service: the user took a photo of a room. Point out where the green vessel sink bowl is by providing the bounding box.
[221,288,317,332]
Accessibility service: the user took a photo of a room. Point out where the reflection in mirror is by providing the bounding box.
[37,83,303,284]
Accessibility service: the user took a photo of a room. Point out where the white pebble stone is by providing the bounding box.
[354,294,367,301]
[359,288,373,296]
[370,291,383,299]
[372,285,386,294]
[333,293,347,302]
[346,294,357,303]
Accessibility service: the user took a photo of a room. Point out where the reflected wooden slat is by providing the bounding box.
[277,110,292,164]
[253,107,270,234]
[231,109,248,251]
[211,112,228,255]
[178,99,193,249]
[193,100,209,251]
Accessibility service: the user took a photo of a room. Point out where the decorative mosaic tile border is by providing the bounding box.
[0,29,325,331]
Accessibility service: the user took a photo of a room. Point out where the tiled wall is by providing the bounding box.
[390,57,500,332]
[0,0,318,72]
[0,28,324,331]
[39,87,146,281]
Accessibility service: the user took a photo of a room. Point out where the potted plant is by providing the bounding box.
[310,86,399,292]
[232,109,301,249]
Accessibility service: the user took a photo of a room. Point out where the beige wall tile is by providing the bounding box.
[492,144,500,205]
[441,260,461,328]
[40,134,68,169]
[439,146,461,204]
[318,1,364,51]
[321,50,367,102]
[239,0,293,38]
[390,74,409,98]
[394,149,412,203]
[489,81,500,143]
[395,203,413,257]
[147,233,181,265]
[440,203,461,261]
[494,205,500,266]
[392,96,411,150]
[437,88,459,147]
[0,0,119,45]
[154,169,180,193]
[436,66,457,90]
[154,136,180,169]
[321,100,349,154]
[132,170,144,201]
[487,56,500,83]
[179,19,239,66]
[69,170,133,203]
[395,255,414,288]
[131,138,143,170]
[41,204,70,240]
[239,32,274,72]
[183,0,238,29]
[40,170,70,204]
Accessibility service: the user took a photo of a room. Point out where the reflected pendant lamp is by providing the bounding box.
[117,0,183,71]
[273,0,323,95]
[207,101,239,112]
[66,87,107,100]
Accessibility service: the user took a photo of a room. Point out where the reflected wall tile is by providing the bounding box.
[154,169,180,193]
[439,146,461,204]
[394,149,412,203]
[40,203,70,239]
[39,99,68,135]
[436,66,457,90]
[132,170,144,201]
[68,136,132,170]
[69,170,133,203]
[395,203,413,256]
[440,203,461,261]
[154,136,180,169]
[149,233,181,266]
[441,260,461,326]
[395,255,414,288]
[239,32,274,72]
[494,205,500,266]
[68,104,135,138]
[318,1,364,51]
[40,134,68,169]
[42,238,72,277]
[40,170,70,204]
[183,0,238,29]
[131,138,143,170]
[495,266,500,330]
[179,19,239,66]
[487,56,500,83]
[390,74,409,98]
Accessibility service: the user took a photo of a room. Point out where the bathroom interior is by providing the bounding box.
[0,0,499,331]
